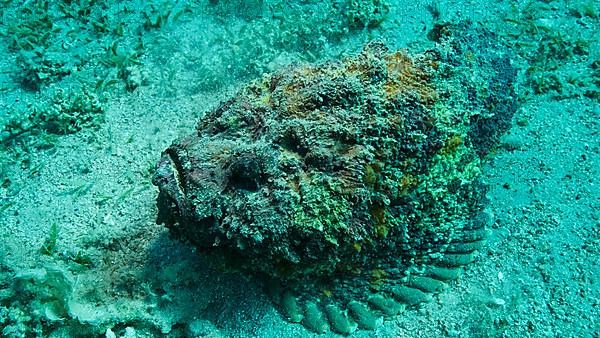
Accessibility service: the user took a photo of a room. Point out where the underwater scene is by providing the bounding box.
[0,0,598,337]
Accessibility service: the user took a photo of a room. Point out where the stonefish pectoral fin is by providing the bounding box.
[152,21,517,334]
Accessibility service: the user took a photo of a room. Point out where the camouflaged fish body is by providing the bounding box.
[153,22,517,334]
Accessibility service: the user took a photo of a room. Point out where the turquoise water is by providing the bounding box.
[0,1,598,337]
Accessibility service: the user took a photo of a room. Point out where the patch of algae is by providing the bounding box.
[153,22,517,334]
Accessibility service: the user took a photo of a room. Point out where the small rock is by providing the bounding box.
[500,134,525,151]
[488,297,506,308]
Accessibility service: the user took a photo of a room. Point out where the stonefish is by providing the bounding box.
[153,22,517,334]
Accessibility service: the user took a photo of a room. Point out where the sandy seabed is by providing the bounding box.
[0,0,598,337]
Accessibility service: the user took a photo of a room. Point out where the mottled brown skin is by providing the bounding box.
[153,22,517,333]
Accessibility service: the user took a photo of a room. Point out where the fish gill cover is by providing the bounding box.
[152,21,518,334]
